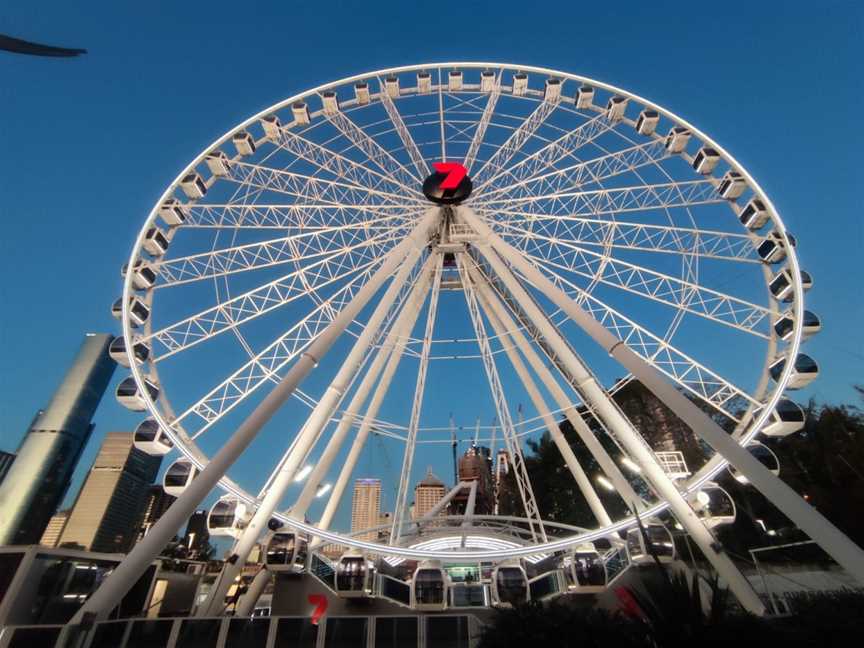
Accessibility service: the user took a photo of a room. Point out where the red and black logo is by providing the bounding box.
[423,162,472,205]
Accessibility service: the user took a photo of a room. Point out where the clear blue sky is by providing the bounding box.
[1,1,862,538]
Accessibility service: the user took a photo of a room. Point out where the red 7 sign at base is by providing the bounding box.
[432,162,468,190]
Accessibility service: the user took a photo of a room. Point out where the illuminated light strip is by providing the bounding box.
[384,535,548,566]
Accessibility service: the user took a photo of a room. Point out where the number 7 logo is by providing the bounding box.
[433,162,468,190]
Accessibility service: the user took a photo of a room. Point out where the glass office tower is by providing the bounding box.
[0,333,116,545]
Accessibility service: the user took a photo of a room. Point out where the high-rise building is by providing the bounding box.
[453,445,494,515]
[413,469,446,519]
[59,432,161,553]
[0,451,15,486]
[351,478,381,541]
[494,449,510,514]
[40,510,70,547]
[137,485,176,540]
[0,334,116,545]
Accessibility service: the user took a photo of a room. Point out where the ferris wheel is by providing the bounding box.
[88,62,864,621]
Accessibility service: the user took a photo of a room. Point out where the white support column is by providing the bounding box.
[458,206,767,616]
[461,480,479,528]
[468,262,644,510]
[68,210,438,627]
[199,220,432,616]
[461,205,864,591]
[470,266,612,527]
[234,567,271,617]
[290,255,436,519]
[414,481,472,531]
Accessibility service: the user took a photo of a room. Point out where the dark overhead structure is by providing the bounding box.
[0,34,86,57]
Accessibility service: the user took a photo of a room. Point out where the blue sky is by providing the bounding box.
[1,1,862,539]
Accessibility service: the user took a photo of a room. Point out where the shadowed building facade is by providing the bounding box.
[351,478,382,541]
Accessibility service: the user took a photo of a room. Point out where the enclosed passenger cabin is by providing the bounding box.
[773,309,821,341]
[544,78,561,102]
[232,131,256,156]
[512,72,528,96]
[133,418,173,455]
[335,550,374,597]
[758,398,806,437]
[354,82,370,105]
[690,483,736,528]
[261,115,282,140]
[635,109,659,135]
[769,268,813,302]
[565,543,606,590]
[108,335,149,367]
[626,522,675,564]
[142,227,169,257]
[606,95,628,121]
[322,91,340,115]
[664,127,691,153]
[739,198,770,230]
[410,560,449,611]
[159,198,188,226]
[717,171,746,199]
[769,353,819,389]
[265,533,308,572]
[292,102,310,125]
[112,296,150,328]
[729,441,780,484]
[757,230,796,264]
[480,70,496,92]
[490,560,529,606]
[575,85,594,109]
[116,376,159,411]
[180,172,207,199]
[692,146,720,175]
[417,70,432,94]
[384,75,400,99]
[163,459,199,496]
[205,150,231,176]
[448,70,463,92]
[122,261,158,291]
[208,496,250,538]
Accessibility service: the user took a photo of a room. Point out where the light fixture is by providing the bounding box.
[315,483,332,498]
[596,475,615,491]
[620,457,642,474]
[294,465,313,482]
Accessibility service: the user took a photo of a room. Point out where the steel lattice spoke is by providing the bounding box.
[180,203,418,229]
[375,79,430,179]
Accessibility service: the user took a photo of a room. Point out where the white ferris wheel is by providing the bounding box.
[91,62,864,619]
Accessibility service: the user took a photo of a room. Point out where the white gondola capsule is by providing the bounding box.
[108,336,149,367]
[717,170,747,199]
[448,70,463,92]
[757,230,796,264]
[729,441,780,484]
[491,560,529,606]
[384,75,399,98]
[512,72,528,96]
[575,85,594,109]
[354,82,370,105]
[232,131,256,156]
[773,309,822,341]
[180,172,207,199]
[142,227,169,257]
[692,146,720,174]
[410,560,449,611]
[159,198,188,226]
[122,261,158,291]
[205,150,231,176]
[112,296,150,327]
[261,115,282,140]
[606,95,628,121]
[769,268,813,302]
[544,78,562,102]
[566,543,607,590]
[417,71,432,94]
[738,198,770,230]
[322,91,340,115]
[758,399,806,437]
[664,127,691,153]
[769,353,819,389]
[265,532,308,572]
[690,483,736,528]
[208,496,250,538]
[116,376,159,411]
[292,102,310,125]
[335,550,374,597]
[133,418,173,456]
[635,109,660,135]
[626,522,675,564]
[163,459,198,496]
[480,70,496,92]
